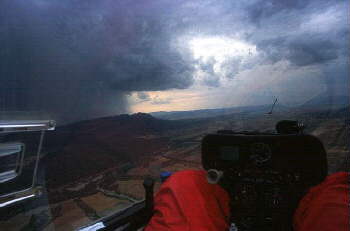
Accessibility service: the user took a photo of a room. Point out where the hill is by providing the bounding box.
[43,113,202,189]
[41,106,349,204]
[150,104,289,120]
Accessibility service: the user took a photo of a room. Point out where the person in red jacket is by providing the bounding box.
[293,171,349,231]
[144,170,349,231]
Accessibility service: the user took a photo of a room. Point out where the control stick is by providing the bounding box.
[143,176,155,212]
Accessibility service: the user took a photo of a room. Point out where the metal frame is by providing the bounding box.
[0,120,55,133]
[0,142,25,183]
[0,120,55,208]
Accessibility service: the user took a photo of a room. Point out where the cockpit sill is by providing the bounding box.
[77,200,147,231]
[0,186,43,208]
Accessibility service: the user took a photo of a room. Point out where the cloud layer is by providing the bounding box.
[0,0,348,120]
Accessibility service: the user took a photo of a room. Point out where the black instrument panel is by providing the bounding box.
[201,133,328,231]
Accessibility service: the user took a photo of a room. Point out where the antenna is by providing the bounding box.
[267,97,278,115]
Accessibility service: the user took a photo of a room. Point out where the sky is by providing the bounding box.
[0,0,349,122]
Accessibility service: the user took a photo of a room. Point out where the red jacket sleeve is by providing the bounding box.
[144,170,230,231]
[293,172,350,231]
[145,170,349,231]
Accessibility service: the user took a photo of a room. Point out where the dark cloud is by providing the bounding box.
[0,0,129,122]
[136,93,172,105]
[106,50,194,91]
[257,35,340,67]
[151,97,172,105]
[0,0,195,123]
[286,38,338,66]
[198,58,216,75]
[0,0,348,121]
[245,0,342,25]
[137,92,151,101]
[246,0,308,24]
[196,57,221,87]
[251,0,348,69]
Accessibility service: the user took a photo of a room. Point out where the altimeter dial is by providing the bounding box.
[250,142,272,165]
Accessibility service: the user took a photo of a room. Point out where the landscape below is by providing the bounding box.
[1,102,349,231]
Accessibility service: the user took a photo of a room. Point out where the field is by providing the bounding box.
[1,106,348,230]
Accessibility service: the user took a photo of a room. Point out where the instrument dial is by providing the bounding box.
[250,142,272,165]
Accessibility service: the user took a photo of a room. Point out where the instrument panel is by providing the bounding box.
[201,133,328,231]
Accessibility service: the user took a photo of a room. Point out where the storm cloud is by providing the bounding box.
[0,0,348,121]
[0,0,195,122]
